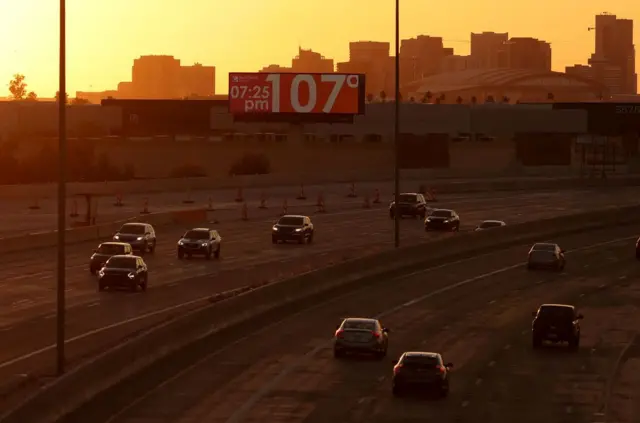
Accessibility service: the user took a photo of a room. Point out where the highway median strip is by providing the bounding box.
[3,204,640,423]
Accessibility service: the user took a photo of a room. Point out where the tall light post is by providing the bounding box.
[393,0,401,248]
[57,0,67,375]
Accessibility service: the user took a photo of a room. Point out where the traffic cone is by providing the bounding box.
[235,187,244,202]
[281,199,288,216]
[316,192,326,213]
[183,187,194,204]
[373,189,381,203]
[259,191,268,209]
[347,182,357,198]
[296,184,306,200]
[140,198,150,214]
[429,188,438,202]
[69,198,79,217]
[28,199,40,210]
[363,195,371,209]
[241,202,248,221]
[114,194,124,207]
[206,197,214,211]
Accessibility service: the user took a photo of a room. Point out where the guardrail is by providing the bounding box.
[3,203,639,423]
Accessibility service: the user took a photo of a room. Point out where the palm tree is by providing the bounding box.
[409,96,416,103]
[366,93,374,103]
[456,96,463,104]
[485,95,495,103]
[471,96,477,105]
[380,91,387,103]
[547,92,555,101]
[426,91,433,103]
[502,96,510,104]
[439,94,446,102]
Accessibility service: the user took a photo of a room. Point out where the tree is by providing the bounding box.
[456,96,463,104]
[71,97,90,105]
[547,92,555,101]
[409,96,415,103]
[379,91,387,103]
[470,96,478,105]
[366,93,374,103]
[55,91,69,103]
[485,95,495,103]
[9,74,28,100]
[502,96,510,104]
[25,91,38,101]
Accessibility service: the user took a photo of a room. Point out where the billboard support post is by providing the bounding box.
[393,0,401,248]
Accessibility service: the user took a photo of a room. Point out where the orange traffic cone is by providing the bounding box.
[235,187,244,202]
[363,195,371,209]
[140,198,150,214]
[316,193,326,213]
[183,187,194,204]
[114,194,124,207]
[373,189,381,204]
[241,202,249,221]
[296,184,306,200]
[69,198,79,217]
[259,191,268,209]
[206,197,214,211]
[347,182,357,198]
[281,199,288,216]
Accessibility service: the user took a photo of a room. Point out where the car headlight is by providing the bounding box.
[113,235,120,240]
[136,237,143,241]
[201,242,208,246]
[425,218,431,222]
[178,240,184,245]
[128,272,136,279]
[98,270,105,277]
[443,219,449,223]
[272,226,278,231]
[295,228,302,232]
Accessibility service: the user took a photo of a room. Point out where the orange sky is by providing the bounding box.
[0,0,638,97]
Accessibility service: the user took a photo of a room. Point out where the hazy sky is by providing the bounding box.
[0,0,638,97]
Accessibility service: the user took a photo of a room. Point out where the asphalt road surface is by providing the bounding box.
[0,188,639,410]
[91,224,640,423]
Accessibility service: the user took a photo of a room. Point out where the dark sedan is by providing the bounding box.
[272,215,314,244]
[636,237,640,259]
[392,352,453,397]
[424,209,460,232]
[98,255,148,292]
[89,242,133,274]
[389,193,430,219]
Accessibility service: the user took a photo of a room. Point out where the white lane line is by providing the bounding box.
[11,299,32,307]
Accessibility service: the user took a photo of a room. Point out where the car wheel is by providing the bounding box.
[439,383,450,398]
[569,334,580,350]
[98,283,105,292]
[389,211,394,219]
[392,384,403,397]
[298,237,305,244]
[90,268,96,275]
[308,232,314,244]
[149,241,156,253]
[178,251,184,259]
[205,248,212,260]
[532,336,542,349]
[214,245,221,259]
[140,277,148,292]
[375,350,386,360]
[455,224,460,232]
[272,236,278,244]
[333,349,344,359]
[425,227,430,232]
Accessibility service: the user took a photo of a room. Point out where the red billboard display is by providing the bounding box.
[228,72,365,115]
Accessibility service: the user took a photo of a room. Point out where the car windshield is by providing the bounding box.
[343,319,376,330]
[119,224,145,235]
[278,216,304,226]
[97,244,125,255]
[105,257,136,269]
[479,221,502,228]
[398,194,418,203]
[431,210,452,218]
[533,243,556,251]
[402,355,439,367]
[537,306,573,320]
[184,230,209,240]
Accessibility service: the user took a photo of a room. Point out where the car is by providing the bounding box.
[392,352,453,397]
[527,242,565,271]
[98,255,148,292]
[532,304,582,350]
[389,193,430,219]
[333,317,389,359]
[424,209,460,232]
[177,228,221,259]
[89,242,133,274]
[112,223,157,253]
[272,215,314,244]
[636,237,640,259]
[475,220,506,231]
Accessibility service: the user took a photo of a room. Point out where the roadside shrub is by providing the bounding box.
[170,164,207,178]
[228,152,271,176]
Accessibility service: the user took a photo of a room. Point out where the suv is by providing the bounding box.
[424,209,460,231]
[532,304,583,350]
[272,215,314,244]
[89,242,133,274]
[98,255,149,292]
[177,228,221,260]
[527,243,565,271]
[113,223,156,253]
[389,193,429,219]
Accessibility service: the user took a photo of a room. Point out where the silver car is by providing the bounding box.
[527,242,566,271]
[475,220,506,231]
[333,317,389,359]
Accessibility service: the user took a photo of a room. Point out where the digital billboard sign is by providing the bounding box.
[228,72,365,115]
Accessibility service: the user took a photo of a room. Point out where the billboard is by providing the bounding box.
[228,72,365,115]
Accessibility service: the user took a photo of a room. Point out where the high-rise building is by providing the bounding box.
[338,41,391,96]
[400,35,450,80]
[506,37,552,71]
[132,55,183,99]
[259,64,292,72]
[180,63,216,97]
[291,48,334,73]
[470,32,509,68]
[349,41,390,62]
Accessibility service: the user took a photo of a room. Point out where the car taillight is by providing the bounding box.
[393,364,403,374]
[335,329,344,338]
[372,331,380,338]
[436,365,446,373]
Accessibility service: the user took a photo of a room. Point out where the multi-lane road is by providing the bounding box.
[2,187,640,412]
[80,223,640,423]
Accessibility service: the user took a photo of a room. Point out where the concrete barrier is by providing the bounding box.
[0,208,209,254]
[3,203,640,423]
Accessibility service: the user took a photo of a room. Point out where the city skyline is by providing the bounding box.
[1,0,639,97]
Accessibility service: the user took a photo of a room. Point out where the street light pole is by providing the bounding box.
[393,0,401,248]
[56,0,67,376]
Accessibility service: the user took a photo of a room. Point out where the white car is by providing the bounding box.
[475,220,506,231]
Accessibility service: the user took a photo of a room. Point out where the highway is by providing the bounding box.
[82,223,640,423]
[1,188,639,410]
